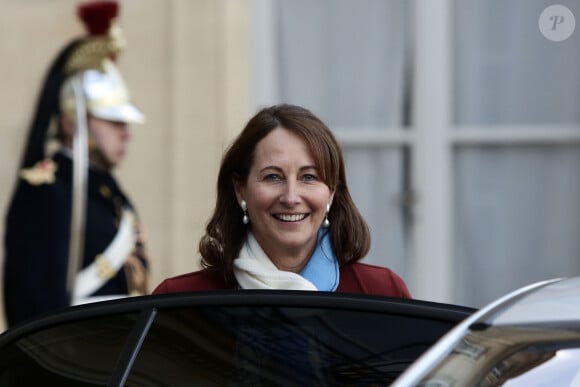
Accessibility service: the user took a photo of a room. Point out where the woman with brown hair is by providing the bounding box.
[154,104,409,297]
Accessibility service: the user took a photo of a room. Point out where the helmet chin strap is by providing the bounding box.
[66,74,89,301]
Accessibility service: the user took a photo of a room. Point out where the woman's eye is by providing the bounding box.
[264,174,281,182]
[302,174,317,182]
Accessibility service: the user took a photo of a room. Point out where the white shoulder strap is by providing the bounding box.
[73,208,137,303]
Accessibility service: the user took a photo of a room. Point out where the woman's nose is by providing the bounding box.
[279,180,300,205]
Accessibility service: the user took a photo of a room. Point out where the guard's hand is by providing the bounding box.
[125,255,149,295]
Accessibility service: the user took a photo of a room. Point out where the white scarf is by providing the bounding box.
[233,233,318,290]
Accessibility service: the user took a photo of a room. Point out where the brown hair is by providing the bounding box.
[199,104,370,284]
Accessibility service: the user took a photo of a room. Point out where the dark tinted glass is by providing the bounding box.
[129,305,456,386]
[0,313,137,386]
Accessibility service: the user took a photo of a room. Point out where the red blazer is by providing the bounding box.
[153,262,411,298]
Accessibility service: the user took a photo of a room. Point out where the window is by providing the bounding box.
[250,0,580,307]
[130,302,463,385]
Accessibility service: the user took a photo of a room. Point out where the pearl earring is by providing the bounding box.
[323,203,330,228]
[241,200,249,224]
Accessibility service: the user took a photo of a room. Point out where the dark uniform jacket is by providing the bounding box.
[152,262,411,298]
[3,151,146,326]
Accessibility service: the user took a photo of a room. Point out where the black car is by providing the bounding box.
[0,291,474,386]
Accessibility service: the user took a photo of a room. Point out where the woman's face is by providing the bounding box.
[235,127,334,273]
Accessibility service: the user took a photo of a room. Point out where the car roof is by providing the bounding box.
[491,276,579,326]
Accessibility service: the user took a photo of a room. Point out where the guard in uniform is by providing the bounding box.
[3,1,149,327]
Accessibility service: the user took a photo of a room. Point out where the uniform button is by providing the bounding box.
[100,185,111,198]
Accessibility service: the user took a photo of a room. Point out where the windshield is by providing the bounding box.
[417,326,580,387]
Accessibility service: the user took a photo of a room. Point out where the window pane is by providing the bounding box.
[345,147,408,275]
[453,145,580,307]
[453,0,580,125]
[264,0,408,127]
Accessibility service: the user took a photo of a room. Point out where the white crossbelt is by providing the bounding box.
[73,208,136,304]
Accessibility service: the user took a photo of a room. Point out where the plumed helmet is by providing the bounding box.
[59,1,144,124]
[20,0,144,169]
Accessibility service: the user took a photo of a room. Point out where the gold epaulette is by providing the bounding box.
[19,159,57,185]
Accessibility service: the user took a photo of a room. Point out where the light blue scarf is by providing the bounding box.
[300,229,339,291]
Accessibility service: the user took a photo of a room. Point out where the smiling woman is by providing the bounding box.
[233,127,333,274]
[153,104,411,298]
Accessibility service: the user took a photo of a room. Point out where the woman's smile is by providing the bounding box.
[273,213,308,222]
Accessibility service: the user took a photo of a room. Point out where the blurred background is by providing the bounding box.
[1,0,579,330]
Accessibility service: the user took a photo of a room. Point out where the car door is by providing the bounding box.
[0,291,475,386]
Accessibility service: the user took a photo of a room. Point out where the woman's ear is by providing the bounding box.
[232,176,245,204]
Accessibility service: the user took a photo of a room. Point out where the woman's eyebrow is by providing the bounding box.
[258,165,318,173]
[258,165,282,173]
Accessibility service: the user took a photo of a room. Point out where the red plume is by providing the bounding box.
[77,1,119,36]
